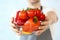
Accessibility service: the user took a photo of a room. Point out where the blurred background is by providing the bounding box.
[0,0,60,40]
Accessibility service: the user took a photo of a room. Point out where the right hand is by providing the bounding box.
[10,17,22,36]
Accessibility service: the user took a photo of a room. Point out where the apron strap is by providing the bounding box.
[40,6,43,11]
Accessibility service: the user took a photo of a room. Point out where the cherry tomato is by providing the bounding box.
[27,10,35,18]
[14,10,28,26]
[19,10,27,19]
[35,9,42,17]
[38,13,45,21]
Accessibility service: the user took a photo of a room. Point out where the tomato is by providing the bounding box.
[16,19,25,26]
[18,10,27,19]
[38,13,45,21]
[27,10,35,18]
[34,9,45,21]
[14,10,28,26]
[22,18,40,33]
[35,9,42,17]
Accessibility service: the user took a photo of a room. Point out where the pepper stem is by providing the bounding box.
[33,16,38,23]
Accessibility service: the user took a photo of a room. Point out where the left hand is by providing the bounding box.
[35,17,50,35]
[35,11,58,36]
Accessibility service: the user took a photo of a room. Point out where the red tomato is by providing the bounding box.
[15,19,26,26]
[14,10,28,26]
[35,9,42,17]
[18,10,27,19]
[27,10,35,18]
[22,18,40,33]
[38,13,45,21]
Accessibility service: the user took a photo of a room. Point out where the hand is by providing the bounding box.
[11,22,23,36]
[35,17,50,36]
[10,17,22,36]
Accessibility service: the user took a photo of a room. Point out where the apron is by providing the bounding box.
[37,29,52,40]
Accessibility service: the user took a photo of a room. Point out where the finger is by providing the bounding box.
[11,24,19,29]
[35,29,45,36]
[10,22,16,27]
[41,21,49,26]
[16,31,22,36]
[37,29,45,35]
[35,30,41,35]
[36,27,47,36]
[38,25,48,30]
[11,25,16,28]
[11,27,19,33]
[35,25,48,35]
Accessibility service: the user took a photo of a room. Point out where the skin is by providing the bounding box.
[10,0,58,36]
[28,0,40,4]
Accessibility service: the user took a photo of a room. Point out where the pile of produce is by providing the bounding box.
[13,8,46,34]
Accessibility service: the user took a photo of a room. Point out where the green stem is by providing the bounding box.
[33,16,38,23]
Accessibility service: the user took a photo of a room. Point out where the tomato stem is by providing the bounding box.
[33,16,38,23]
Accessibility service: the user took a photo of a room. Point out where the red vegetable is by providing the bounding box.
[35,9,42,17]
[12,9,46,34]
[22,18,40,33]
[18,10,27,19]
[38,13,45,21]
[14,10,28,26]
[27,10,35,18]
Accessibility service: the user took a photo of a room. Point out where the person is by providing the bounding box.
[10,0,58,40]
